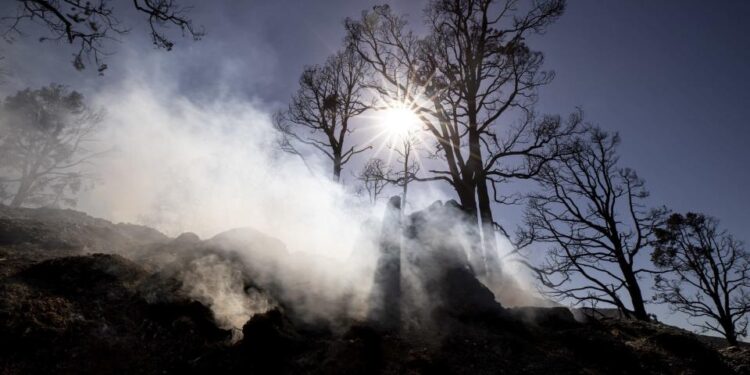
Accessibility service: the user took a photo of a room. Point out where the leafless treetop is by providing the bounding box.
[3,0,203,72]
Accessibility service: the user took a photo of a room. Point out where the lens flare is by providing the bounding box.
[380,105,420,139]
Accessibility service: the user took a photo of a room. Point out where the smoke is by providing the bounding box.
[62,70,544,333]
[180,253,275,336]
[62,75,384,330]
[483,235,559,308]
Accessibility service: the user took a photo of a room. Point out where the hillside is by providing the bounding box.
[0,204,747,374]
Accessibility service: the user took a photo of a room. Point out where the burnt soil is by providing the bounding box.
[0,205,747,374]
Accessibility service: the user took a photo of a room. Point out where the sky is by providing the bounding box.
[1,0,749,336]
[2,0,747,236]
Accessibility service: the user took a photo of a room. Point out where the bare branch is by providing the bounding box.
[515,127,664,321]
[652,213,750,345]
[0,84,104,208]
[3,0,203,72]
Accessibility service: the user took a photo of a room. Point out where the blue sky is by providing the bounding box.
[532,0,750,241]
[3,0,745,236]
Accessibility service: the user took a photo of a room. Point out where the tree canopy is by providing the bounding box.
[3,0,203,72]
[0,84,103,207]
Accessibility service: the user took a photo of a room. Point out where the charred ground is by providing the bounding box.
[0,204,747,374]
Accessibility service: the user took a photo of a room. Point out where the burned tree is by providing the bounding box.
[345,5,455,207]
[652,213,750,345]
[346,1,574,272]
[519,128,666,321]
[275,47,370,182]
[2,0,203,72]
[423,0,570,268]
[356,134,419,209]
[388,130,420,211]
[0,84,103,207]
[356,158,391,205]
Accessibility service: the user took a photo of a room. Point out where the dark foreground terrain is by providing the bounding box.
[0,204,747,374]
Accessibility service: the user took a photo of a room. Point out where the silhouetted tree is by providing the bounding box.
[423,0,571,269]
[652,213,750,345]
[2,0,203,72]
[388,130,420,212]
[275,47,371,182]
[0,84,103,207]
[346,1,575,273]
[356,158,391,205]
[518,128,666,321]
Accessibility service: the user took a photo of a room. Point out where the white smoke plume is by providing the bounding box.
[62,76,383,330]
[59,73,544,332]
[180,253,275,337]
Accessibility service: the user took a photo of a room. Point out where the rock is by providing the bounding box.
[0,248,231,374]
[235,309,302,373]
[0,204,168,255]
[19,253,147,297]
[241,308,299,350]
[206,227,289,275]
[173,232,201,244]
[720,346,750,375]
[507,306,578,327]
[404,200,503,320]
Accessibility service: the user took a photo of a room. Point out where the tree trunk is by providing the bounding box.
[622,263,648,320]
[465,119,487,273]
[722,317,738,346]
[456,182,477,222]
[332,154,342,182]
[476,172,497,276]
[627,283,648,321]
[401,174,408,214]
[10,177,33,208]
[402,143,410,213]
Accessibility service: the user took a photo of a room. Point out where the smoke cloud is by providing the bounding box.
[180,253,275,336]
[67,74,387,331]
[59,68,543,333]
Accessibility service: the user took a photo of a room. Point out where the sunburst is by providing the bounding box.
[379,104,421,139]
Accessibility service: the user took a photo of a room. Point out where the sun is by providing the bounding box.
[363,101,428,165]
[380,105,420,139]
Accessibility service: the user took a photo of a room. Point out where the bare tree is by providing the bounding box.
[424,0,569,267]
[0,84,104,207]
[387,130,420,212]
[518,128,666,321]
[478,110,583,272]
[652,213,750,345]
[275,47,371,182]
[355,132,419,210]
[346,1,574,273]
[2,0,203,72]
[356,158,391,205]
[345,5,456,202]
